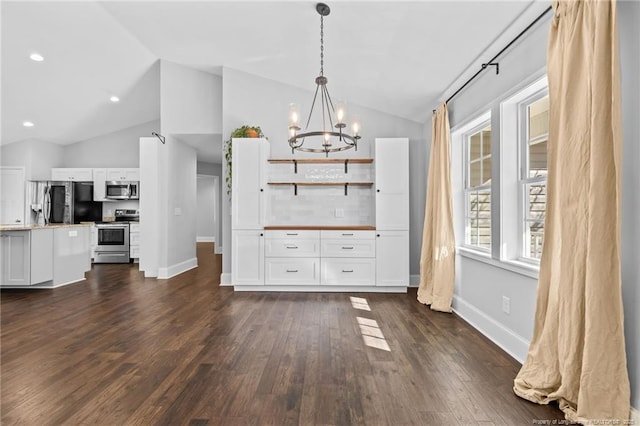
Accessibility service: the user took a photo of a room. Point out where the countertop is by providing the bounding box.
[0,223,92,231]
[263,225,376,231]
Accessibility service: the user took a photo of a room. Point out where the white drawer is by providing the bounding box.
[130,246,140,258]
[321,239,375,258]
[130,223,140,232]
[265,230,320,240]
[265,258,319,285]
[321,230,375,240]
[265,239,319,257]
[321,258,376,286]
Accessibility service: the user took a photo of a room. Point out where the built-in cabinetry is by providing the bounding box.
[51,168,93,181]
[0,230,31,286]
[129,222,140,260]
[92,168,140,202]
[0,225,90,288]
[231,137,409,291]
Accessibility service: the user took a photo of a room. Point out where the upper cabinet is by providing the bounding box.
[375,138,409,230]
[51,168,93,181]
[106,168,140,181]
[93,169,108,201]
[232,138,269,230]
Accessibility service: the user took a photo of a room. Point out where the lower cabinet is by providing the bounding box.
[375,231,409,286]
[232,230,265,285]
[0,231,31,286]
[233,228,409,290]
[129,223,140,260]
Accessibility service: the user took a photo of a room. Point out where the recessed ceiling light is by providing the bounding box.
[23,121,34,127]
[110,96,120,103]
[30,53,44,62]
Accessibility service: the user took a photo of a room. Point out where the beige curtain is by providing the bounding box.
[514,0,630,422]
[417,103,455,313]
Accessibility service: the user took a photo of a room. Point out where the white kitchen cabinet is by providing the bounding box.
[375,230,409,286]
[51,168,93,181]
[106,168,139,181]
[265,257,319,285]
[375,138,409,230]
[232,138,268,229]
[93,168,107,201]
[90,224,97,259]
[0,231,31,286]
[232,230,264,285]
[321,258,376,286]
[30,228,53,284]
[129,223,140,260]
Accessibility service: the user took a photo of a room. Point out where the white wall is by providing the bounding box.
[64,120,159,168]
[619,0,640,410]
[221,67,427,282]
[196,175,216,241]
[447,3,639,409]
[147,60,219,278]
[1,139,64,180]
[197,161,222,250]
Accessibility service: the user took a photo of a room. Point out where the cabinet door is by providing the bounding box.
[375,231,409,286]
[232,139,267,229]
[0,231,31,286]
[375,138,409,230]
[232,230,264,285]
[31,228,53,284]
[51,168,93,181]
[106,168,139,181]
[93,168,107,201]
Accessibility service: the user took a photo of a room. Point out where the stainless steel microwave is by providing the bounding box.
[105,181,139,200]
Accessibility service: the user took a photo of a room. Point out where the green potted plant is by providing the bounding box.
[224,125,265,200]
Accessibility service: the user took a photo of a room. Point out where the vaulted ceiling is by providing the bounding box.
[1,1,549,151]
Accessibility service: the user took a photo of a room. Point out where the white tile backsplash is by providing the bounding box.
[266,162,374,226]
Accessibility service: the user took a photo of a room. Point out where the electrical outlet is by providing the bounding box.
[502,296,511,314]
[335,208,344,218]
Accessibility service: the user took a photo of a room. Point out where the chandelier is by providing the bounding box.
[288,2,361,156]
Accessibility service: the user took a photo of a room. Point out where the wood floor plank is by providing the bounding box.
[1,242,565,425]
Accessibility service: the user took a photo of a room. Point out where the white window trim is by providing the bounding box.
[462,119,492,254]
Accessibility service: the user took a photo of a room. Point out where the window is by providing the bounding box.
[464,123,492,250]
[520,94,549,259]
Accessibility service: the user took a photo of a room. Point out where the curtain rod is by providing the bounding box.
[434,5,553,113]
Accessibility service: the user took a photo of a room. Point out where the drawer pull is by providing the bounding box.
[286,245,298,249]
[342,269,354,273]
[286,233,298,236]
[341,246,354,250]
[286,269,299,273]
[342,233,354,236]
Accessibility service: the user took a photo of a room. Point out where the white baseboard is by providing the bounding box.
[409,274,420,287]
[452,295,530,363]
[215,244,223,255]
[196,236,215,243]
[631,406,639,424]
[158,257,198,279]
[220,273,232,286]
[233,285,407,293]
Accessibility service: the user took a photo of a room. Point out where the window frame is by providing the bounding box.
[463,119,492,253]
[517,89,549,263]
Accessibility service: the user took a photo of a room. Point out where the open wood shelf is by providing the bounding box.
[267,158,373,174]
[267,181,373,196]
[268,158,373,164]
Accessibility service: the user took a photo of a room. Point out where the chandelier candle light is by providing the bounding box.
[288,2,361,156]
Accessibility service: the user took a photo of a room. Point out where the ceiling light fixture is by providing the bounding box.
[110,96,120,103]
[23,121,34,127]
[288,3,361,156]
[29,53,44,62]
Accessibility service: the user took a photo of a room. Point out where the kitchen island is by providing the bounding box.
[0,224,91,288]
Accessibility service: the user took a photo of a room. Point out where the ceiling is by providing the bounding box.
[1,0,549,162]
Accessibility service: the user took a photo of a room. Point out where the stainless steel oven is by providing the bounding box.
[94,222,130,263]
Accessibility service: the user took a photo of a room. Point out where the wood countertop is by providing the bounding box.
[0,223,92,231]
[263,225,376,231]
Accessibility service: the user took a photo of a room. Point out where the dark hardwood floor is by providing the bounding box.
[1,243,563,425]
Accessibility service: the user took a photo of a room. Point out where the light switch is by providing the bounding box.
[335,208,344,218]
[174,207,182,216]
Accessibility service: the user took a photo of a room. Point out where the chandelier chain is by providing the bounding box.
[320,15,324,76]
